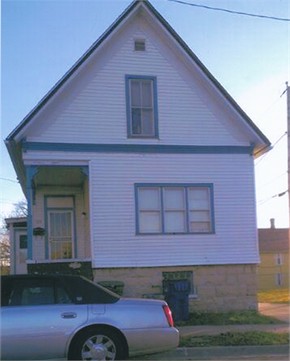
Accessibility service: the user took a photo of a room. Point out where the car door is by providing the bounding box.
[1,277,89,360]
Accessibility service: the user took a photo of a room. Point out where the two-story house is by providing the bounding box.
[5,0,271,313]
[258,219,289,290]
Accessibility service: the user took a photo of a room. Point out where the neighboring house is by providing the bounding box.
[4,218,27,275]
[5,0,271,313]
[258,219,289,290]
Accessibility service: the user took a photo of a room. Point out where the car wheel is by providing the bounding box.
[69,327,127,361]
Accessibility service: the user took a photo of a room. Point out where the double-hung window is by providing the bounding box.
[136,184,214,234]
[126,75,158,138]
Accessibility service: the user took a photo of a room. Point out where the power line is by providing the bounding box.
[259,171,287,190]
[168,0,290,22]
[258,189,289,206]
[0,177,19,184]
[255,131,287,166]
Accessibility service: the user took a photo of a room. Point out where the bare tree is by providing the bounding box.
[10,199,28,218]
[0,228,10,275]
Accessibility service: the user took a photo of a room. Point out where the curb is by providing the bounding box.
[134,344,290,360]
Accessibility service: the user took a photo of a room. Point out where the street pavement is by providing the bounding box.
[132,303,290,360]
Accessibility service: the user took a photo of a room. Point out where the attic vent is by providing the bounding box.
[134,39,146,51]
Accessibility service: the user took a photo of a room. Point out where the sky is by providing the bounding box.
[1,0,289,228]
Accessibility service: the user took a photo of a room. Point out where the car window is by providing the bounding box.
[3,278,72,306]
[62,276,119,304]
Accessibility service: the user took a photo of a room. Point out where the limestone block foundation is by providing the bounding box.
[93,264,258,312]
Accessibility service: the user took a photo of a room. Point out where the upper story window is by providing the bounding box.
[135,184,214,235]
[126,75,158,138]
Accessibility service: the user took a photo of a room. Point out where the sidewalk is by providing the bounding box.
[133,323,289,360]
[179,323,290,338]
[133,303,290,360]
[135,344,290,360]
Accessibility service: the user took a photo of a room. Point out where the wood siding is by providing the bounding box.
[24,17,252,147]
[88,152,258,268]
[18,4,263,270]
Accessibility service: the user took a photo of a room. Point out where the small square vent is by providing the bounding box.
[134,39,146,51]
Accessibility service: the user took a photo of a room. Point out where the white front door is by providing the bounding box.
[48,210,74,260]
[15,230,27,274]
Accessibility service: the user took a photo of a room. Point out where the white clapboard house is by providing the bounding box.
[5,0,271,312]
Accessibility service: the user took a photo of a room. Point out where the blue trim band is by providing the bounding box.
[25,165,39,259]
[22,141,254,154]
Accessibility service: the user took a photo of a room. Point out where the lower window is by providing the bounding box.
[135,183,214,234]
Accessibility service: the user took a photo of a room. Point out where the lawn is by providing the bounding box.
[180,331,289,347]
[175,310,282,327]
[258,288,290,303]
[176,289,290,347]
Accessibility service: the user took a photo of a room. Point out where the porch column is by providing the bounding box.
[25,165,38,260]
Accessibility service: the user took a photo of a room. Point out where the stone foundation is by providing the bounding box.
[93,264,258,312]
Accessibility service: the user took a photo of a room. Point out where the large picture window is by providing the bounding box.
[126,75,158,138]
[135,184,214,234]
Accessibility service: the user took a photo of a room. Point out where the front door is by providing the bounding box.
[48,210,74,260]
[15,230,27,274]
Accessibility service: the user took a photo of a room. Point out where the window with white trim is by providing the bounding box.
[126,76,158,138]
[136,184,214,234]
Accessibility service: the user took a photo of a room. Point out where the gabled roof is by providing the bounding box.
[6,0,271,155]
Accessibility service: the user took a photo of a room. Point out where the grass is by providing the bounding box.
[180,331,289,347]
[258,288,290,304]
[175,310,281,327]
[177,289,289,347]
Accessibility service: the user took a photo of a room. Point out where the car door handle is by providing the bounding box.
[61,312,77,319]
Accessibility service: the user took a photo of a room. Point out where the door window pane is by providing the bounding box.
[19,235,27,249]
[49,211,73,259]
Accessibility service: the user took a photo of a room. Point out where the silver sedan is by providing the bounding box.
[1,274,179,360]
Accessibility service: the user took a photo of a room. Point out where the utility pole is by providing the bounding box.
[287,82,290,227]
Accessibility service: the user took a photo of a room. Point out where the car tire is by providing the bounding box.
[68,327,128,361]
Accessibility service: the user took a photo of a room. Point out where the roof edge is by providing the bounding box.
[5,0,271,151]
[5,0,141,141]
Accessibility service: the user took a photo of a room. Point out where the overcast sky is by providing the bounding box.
[1,0,289,228]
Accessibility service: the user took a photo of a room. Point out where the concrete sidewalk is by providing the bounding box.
[134,344,290,360]
[133,303,290,360]
[179,323,290,338]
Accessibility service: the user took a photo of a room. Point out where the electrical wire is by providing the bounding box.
[255,132,287,166]
[257,189,289,206]
[167,0,290,22]
[259,171,287,190]
[0,177,19,183]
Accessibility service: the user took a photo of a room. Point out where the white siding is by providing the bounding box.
[24,17,251,146]
[18,7,262,270]
[87,152,258,268]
